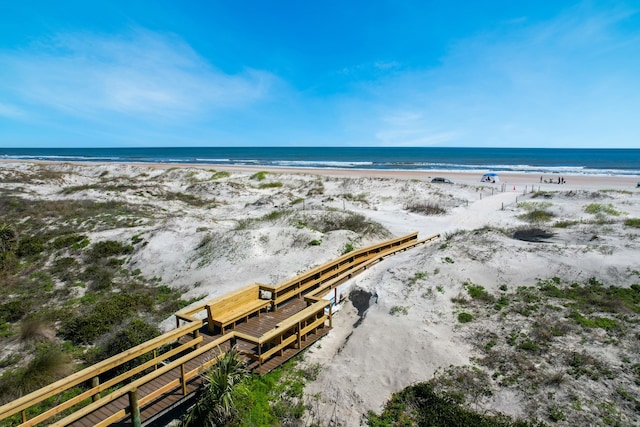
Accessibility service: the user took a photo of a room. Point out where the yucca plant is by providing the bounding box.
[183,346,249,426]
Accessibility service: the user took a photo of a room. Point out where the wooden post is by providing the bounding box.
[153,350,158,370]
[181,364,187,395]
[91,376,100,402]
[297,322,302,349]
[207,306,215,333]
[129,388,141,427]
[329,304,333,328]
[21,410,26,423]
[194,329,201,349]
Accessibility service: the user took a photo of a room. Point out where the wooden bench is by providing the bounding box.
[206,283,271,334]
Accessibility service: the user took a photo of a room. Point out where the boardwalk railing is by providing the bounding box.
[0,321,204,426]
[175,231,439,329]
[0,232,439,426]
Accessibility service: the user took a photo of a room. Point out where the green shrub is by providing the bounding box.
[406,202,447,215]
[89,240,133,260]
[308,239,322,246]
[61,293,153,345]
[87,318,160,378]
[0,344,72,402]
[211,171,231,180]
[624,218,640,228]
[390,305,409,316]
[584,203,621,216]
[258,182,283,189]
[518,339,540,353]
[51,234,88,250]
[51,257,79,282]
[81,265,114,291]
[367,382,538,426]
[261,210,288,221]
[342,243,355,254]
[466,284,494,302]
[250,171,268,181]
[304,211,388,236]
[553,220,579,228]
[494,295,509,310]
[0,299,30,323]
[457,312,473,323]
[165,192,210,207]
[518,210,554,223]
[16,236,47,258]
[518,201,552,211]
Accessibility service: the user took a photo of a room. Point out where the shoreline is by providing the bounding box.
[4,159,639,191]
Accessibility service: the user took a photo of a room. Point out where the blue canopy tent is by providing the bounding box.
[481,173,499,183]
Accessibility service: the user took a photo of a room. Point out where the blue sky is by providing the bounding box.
[1,1,639,148]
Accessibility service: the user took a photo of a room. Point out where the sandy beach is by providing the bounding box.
[1,160,639,425]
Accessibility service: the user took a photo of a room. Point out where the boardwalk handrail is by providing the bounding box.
[304,233,441,304]
[0,321,203,424]
[47,333,234,427]
[174,232,431,323]
[0,232,439,426]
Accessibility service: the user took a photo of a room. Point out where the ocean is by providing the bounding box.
[1,147,639,176]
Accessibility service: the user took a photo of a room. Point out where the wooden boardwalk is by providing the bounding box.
[0,232,439,427]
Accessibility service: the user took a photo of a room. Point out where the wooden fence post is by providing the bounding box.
[129,388,141,427]
[181,364,187,395]
[91,376,100,402]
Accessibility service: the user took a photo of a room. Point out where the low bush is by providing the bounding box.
[51,234,88,250]
[258,182,283,189]
[518,210,554,223]
[61,293,154,345]
[0,344,72,403]
[405,202,447,215]
[81,265,114,291]
[88,240,133,261]
[367,382,539,426]
[458,312,473,323]
[86,318,160,377]
[584,203,621,216]
[466,283,494,302]
[305,211,388,236]
[250,171,268,181]
[51,257,79,282]
[0,299,30,323]
[16,235,48,258]
[624,218,640,228]
[210,171,231,180]
[342,243,355,254]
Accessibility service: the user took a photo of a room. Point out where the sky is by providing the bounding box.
[0,1,639,148]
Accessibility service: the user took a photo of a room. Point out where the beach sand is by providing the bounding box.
[1,160,639,425]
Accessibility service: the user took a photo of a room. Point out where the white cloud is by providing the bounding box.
[0,29,277,122]
[0,102,25,119]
